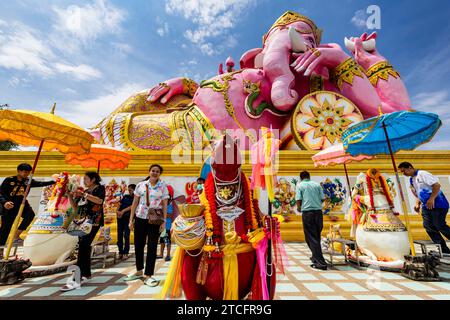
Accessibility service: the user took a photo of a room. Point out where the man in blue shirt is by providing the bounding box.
[399,162,450,254]
[296,171,327,270]
[117,184,136,259]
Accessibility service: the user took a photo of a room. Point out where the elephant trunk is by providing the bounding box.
[263,30,299,111]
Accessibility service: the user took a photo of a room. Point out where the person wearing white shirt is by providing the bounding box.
[399,162,450,254]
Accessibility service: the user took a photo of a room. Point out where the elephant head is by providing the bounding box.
[210,134,242,182]
[259,11,323,111]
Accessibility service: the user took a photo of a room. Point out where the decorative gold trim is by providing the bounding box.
[309,75,324,93]
[264,11,322,45]
[182,78,199,97]
[366,61,400,86]
[201,71,257,143]
[329,58,366,91]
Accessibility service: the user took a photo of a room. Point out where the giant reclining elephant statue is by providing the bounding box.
[93,11,411,152]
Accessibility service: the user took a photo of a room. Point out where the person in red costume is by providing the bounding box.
[180,134,276,300]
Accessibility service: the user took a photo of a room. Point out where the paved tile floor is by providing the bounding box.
[1,242,449,300]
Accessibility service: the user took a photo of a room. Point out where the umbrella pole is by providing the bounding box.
[382,123,416,256]
[3,139,45,260]
[343,163,352,196]
[267,198,273,299]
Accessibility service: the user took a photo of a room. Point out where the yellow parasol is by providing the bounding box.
[65,143,131,173]
[0,104,94,259]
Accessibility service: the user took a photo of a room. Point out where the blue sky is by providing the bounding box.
[1,0,450,150]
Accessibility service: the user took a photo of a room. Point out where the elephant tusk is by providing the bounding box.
[362,38,376,51]
[344,37,355,52]
[288,26,307,53]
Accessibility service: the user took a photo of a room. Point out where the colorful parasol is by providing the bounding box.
[342,110,442,256]
[0,104,94,260]
[65,144,131,173]
[312,143,374,195]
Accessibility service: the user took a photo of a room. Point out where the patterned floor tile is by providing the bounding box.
[24,287,61,297]
[427,294,450,300]
[335,282,368,292]
[317,295,347,300]
[89,276,116,284]
[379,273,405,280]
[60,286,97,296]
[1,241,449,300]
[98,285,129,295]
[319,273,347,280]
[278,295,309,300]
[23,276,57,285]
[353,295,385,300]
[368,282,403,292]
[439,272,450,279]
[347,272,371,280]
[292,273,318,281]
[276,283,301,293]
[286,266,305,272]
[391,295,423,300]
[134,284,162,295]
[0,287,29,298]
[397,282,437,291]
[334,266,357,271]
[430,282,450,291]
[303,283,334,292]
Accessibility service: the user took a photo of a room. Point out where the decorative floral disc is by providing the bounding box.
[291,91,364,150]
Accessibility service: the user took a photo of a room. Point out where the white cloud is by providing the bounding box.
[8,76,29,87]
[112,42,133,55]
[0,20,103,81]
[199,43,215,56]
[0,22,55,76]
[54,63,102,80]
[351,10,367,29]
[58,82,146,129]
[157,22,169,37]
[413,90,450,150]
[165,0,255,55]
[52,0,126,43]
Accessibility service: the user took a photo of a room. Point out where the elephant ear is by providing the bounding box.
[240,48,264,69]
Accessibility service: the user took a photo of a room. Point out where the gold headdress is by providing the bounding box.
[263,11,323,45]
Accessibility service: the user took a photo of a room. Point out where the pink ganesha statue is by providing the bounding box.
[94,11,410,151]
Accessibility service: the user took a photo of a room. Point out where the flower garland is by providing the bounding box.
[200,174,222,254]
[200,172,259,254]
[243,174,259,232]
[366,171,394,210]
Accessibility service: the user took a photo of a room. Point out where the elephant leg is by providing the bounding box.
[181,253,207,300]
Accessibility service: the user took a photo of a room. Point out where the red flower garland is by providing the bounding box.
[379,176,394,208]
[366,173,394,210]
[242,172,256,233]
[204,173,222,243]
[204,171,260,247]
[366,174,375,210]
